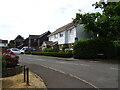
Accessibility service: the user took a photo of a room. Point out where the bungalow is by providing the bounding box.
[0,39,8,47]
[48,22,94,49]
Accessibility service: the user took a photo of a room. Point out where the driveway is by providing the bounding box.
[19,55,119,89]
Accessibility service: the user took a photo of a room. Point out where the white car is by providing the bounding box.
[20,46,28,54]
[9,48,21,54]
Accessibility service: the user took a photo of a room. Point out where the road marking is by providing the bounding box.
[25,57,46,61]
[89,61,99,63]
[39,64,99,89]
[58,61,66,63]
[110,67,119,70]
[56,61,90,67]
[73,63,79,65]
[79,64,90,67]
[26,57,33,60]
[36,59,46,61]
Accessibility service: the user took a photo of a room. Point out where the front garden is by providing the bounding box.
[0,49,22,77]
[25,37,120,60]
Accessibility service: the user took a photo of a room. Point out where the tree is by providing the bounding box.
[73,12,101,37]
[14,35,24,48]
[15,35,24,41]
[73,1,120,40]
[8,40,15,48]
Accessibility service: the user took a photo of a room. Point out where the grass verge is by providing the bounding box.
[1,71,47,89]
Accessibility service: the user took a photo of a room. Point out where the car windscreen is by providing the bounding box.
[12,48,19,51]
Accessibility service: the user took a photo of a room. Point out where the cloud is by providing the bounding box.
[0,0,100,41]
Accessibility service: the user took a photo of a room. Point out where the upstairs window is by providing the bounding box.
[54,34,58,39]
[59,32,63,37]
[69,29,72,33]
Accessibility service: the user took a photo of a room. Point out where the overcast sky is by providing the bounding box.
[0,0,100,41]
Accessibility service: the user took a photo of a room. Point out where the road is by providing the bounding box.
[19,54,118,89]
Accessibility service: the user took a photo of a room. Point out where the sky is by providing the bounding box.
[0,0,101,42]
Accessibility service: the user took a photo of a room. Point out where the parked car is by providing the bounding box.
[8,48,21,54]
[20,47,39,54]
[20,46,28,54]
[25,48,38,52]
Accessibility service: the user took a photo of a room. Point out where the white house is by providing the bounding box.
[48,22,94,49]
[0,39,8,47]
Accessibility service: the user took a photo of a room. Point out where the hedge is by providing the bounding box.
[25,51,73,58]
[73,38,120,59]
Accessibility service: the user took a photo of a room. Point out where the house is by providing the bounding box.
[42,41,59,51]
[22,31,51,49]
[15,39,24,48]
[0,39,8,47]
[48,22,94,49]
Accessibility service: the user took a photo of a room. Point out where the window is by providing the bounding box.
[4,43,7,46]
[59,32,63,37]
[54,34,58,39]
[34,39,36,42]
[69,29,72,33]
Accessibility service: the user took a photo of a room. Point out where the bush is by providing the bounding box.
[73,38,118,59]
[62,44,69,51]
[1,49,19,67]
[25,51,73,58]
[113,41,120,59]
[42,47,54,52]
[65,48,73,53]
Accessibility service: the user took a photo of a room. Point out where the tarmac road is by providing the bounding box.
[19,54,119,89]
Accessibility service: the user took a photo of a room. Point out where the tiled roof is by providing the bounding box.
[39,31,51,38]
[29,31,51,39]
[29,35,40,39]
[0,40,8,43]
[44,41,58,46]
[48,22,76,36]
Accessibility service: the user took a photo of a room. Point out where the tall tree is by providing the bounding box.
[73,1,120,40]
[15,35,24,41]
[14,35,24,48]
[8,40,15,48]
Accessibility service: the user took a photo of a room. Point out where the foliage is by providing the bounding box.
[42,47,54,52]
[1,49,19,68]
[113,41,120,59]
[15,35,24,41]
[65,49,73,53]
[73,38,118,59]
[62,44,69,51]
[25,51,73,58]
[73,1,120,40]
[8,40,15,48]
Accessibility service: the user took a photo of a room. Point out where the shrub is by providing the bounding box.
[25,51,73,58]
[65,48,73,53]
[1,49,19,67]
[113,41,120,59]
[73,38,117,59]
[42,47,54,52]
[62,44,69,51]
